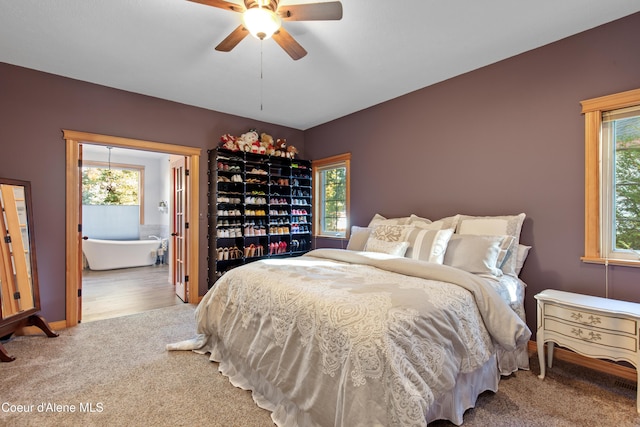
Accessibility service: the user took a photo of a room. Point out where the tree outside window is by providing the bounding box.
[82,163,141,206]
[321,167,347,234]
[582,88,640,266]
[313,153,351,238]
[612,115,640,251]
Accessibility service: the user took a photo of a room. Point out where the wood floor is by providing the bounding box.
[81,264,184,323]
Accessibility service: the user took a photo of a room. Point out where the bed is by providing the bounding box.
[169,213,532,426]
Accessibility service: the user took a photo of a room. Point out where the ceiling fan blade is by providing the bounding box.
[279,1,342,21]
[187,0,244,13]
[215,25,250,52]
[272,27,307,60]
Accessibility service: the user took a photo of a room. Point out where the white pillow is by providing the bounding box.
[365,238,409,256]
[496,235,516,269]
[412,214,461,231]
[407,214,432,226]
[368,213,410,227]
[443,234,513,277]
[515,244,532,275]
[456,213,526,277]
[346,226,372,251]
[366,224,413,257]
[369,224,454,264]
[369,224,414,242]
[404,228,454,264]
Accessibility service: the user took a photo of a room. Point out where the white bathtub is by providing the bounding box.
[82,238,160,270]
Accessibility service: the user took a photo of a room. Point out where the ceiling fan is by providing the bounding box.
[188,0,343,60]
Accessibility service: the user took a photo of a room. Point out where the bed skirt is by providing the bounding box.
[199,338,506,426]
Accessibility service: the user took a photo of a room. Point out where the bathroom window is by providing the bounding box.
[82,160,145,231]
[82,161,143,206]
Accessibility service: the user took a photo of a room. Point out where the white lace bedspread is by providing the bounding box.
[193,249,531,427]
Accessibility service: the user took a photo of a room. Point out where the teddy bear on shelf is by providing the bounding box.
[274,138,288,157]
[219,133,239,151]
[260,132,276,156]
[237,130,259,153]
[286,145,298,159]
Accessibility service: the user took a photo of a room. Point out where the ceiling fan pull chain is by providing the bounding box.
[260,41,264,111]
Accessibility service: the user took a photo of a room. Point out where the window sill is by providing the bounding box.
[581,256,640,268]
[314,234,348,240]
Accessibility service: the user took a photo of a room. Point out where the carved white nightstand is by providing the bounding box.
[535,289,640,412]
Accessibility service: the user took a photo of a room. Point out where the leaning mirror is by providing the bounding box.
[0,177,57,362]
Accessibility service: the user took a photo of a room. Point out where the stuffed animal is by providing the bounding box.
[220,133,238,151]
[251,140,261,154]
[260,132,275,156]
[237,130,259,152]
[274,138,287,157]
[260,132,273,146]
[286,145,298,159]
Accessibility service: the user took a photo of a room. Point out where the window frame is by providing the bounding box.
[312,153,351,239]
[582,87,640,267]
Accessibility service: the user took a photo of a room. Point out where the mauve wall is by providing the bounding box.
[305,13,640,335]
[0,63,304,322]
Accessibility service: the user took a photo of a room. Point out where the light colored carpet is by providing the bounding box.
[0,304,273,427]
[1,303,639,426]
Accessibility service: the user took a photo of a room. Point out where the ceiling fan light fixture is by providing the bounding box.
[242,7,281,40]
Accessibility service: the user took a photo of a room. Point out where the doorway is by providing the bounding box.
[80,144,177,322]
[64,130,201,327]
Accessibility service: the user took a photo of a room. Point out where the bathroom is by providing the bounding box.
[80,144,179,321]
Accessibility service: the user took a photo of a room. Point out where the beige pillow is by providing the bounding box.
[369,224,414,242]
[346,226,372,251]
[443,234,514,277]
[412,214,461,231]
[404,228,454,264]
[365,238,409,256]
[515,244,532,275]
[368,213,411,227]
[456,213,526,276]
[407,214,432,226]
[369,224,454,264]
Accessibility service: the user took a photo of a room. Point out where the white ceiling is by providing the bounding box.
[1,1,639,131]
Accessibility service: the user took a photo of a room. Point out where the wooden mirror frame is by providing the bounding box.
[0,177,58,362]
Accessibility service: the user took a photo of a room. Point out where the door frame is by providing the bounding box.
[63,130,201,327]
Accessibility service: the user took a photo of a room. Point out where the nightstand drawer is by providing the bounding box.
[545,303,638,335]
[544,318,638,353]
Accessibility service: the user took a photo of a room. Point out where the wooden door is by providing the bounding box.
[171,157,188,302]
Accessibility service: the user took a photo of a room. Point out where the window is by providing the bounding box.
[313,153,351,238]
[582,88,640,266]
[82,161,142,206]
[82,160,145,223]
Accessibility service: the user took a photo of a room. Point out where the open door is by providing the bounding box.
[65,130,201,328]
[77,144,83,322]
[171,156,188,302]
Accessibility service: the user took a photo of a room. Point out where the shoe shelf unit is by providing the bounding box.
[207,148,313,287]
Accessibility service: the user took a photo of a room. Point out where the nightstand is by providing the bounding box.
[535,289,640,412]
